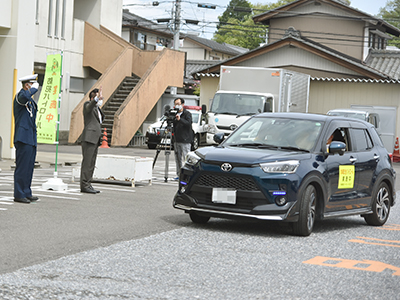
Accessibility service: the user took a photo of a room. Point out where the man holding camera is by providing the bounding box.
[172,98,193,180]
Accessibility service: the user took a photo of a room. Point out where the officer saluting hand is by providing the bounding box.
[13,74,40,204]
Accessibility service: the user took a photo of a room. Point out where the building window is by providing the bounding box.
[135,32,147,50]
[369,31,388,50]
[48,0,53,36]
[54,0,60,37]
[369,32,374,48]
[61,0,66,38]
[36,0,39,24]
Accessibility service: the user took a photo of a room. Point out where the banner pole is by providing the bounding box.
[41,51,68,191]
[54,51,63,178]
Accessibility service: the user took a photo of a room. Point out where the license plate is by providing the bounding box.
[212,188,236,204]
[161,138,171,145]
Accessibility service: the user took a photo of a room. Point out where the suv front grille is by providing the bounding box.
[195,173,259,191]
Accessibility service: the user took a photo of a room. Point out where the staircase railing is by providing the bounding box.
[68,47,134,143]
[112,48,185,146]
[68,22,185,145]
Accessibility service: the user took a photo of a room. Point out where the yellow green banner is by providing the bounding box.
[36,54,62,144]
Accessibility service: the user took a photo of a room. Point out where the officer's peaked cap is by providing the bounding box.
[19,74,38,83]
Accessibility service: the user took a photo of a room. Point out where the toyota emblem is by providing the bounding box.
[230,124,238,131]
[221,163,233,172]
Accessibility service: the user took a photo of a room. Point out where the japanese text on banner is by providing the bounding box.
[36,54,62,144]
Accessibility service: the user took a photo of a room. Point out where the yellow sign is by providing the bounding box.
[36,54,62,144]
[338,165,355,189]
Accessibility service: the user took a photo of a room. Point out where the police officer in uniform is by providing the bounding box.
[13,74,40,204]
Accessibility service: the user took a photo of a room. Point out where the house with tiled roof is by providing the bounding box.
[181,34,248,60]
[366,49,400,80]
[194,0,400,151]
[122,9,173,50]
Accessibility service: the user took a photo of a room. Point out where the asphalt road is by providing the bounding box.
[0,144,399,299]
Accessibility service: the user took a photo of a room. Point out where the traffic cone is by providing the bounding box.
[393,137,400,162]
[100,128,110,148]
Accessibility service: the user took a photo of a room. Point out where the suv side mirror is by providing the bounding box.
[328,141,346,156]
[213,132,225,144]
[201,104,207,114]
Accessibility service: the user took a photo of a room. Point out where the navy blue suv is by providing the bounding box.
[173,113,396,236]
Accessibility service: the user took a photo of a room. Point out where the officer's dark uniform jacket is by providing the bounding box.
[14,88,38,146]
[13,86,39,199]
[173,109,193,143]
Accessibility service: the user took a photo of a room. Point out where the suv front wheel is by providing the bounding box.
[192,134,199,150]
[292,185,317,236]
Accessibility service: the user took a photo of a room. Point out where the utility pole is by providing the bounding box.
[173,0,181,51]
[170,0,181,95]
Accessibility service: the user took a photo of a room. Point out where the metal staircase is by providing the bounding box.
[101,75,140,143]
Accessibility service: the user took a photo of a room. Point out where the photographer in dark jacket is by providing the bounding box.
[172,98,193,180]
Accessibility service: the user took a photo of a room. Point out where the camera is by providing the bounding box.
[164,107,178,122]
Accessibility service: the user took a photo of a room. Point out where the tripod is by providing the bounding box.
[153,120,174,182]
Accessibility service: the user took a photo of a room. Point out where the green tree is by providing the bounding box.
[378,0,400,47]
[214,0,295,49]
[213,0,353,50]
[214,16,267,49]
[217,0,253,30]
[252,0,296,14]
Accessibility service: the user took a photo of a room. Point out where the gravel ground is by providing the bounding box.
[0,216,399,299]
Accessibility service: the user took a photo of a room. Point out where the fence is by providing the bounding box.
[129,135,146,147]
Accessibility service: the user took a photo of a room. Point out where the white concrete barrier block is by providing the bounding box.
[93,155,153,187]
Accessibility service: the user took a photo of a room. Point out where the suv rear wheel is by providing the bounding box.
[364,182,391,226]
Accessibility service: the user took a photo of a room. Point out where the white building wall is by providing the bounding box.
[0,0,36,159]
[101,1,122,35]
[181,40,205,60]
[0,0,123,159]
[74,0,101,28]
[235,46,361,77]
[0,0,12,28]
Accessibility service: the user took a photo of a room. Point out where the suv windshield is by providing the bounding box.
[191,112,199,123]
[224,117,323,151]
[210,93,272,115]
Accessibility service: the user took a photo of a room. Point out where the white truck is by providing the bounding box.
[203,66,311,144]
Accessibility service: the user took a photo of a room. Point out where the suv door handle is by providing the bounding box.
[374,154,380,160]
[349,157,357,163]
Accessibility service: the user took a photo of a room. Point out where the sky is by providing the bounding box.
[122,0,388,39]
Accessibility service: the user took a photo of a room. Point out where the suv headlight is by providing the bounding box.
[204,124,217,134]
[260,160,299,173]
[147,126,156,134]
[185,151,201,166]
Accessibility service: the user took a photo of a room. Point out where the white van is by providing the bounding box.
[327,109,380,128]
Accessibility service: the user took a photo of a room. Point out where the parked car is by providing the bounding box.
[145,106,206,150]
[173,112,396,236]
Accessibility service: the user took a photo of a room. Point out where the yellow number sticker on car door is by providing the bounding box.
[338,165,355,189]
